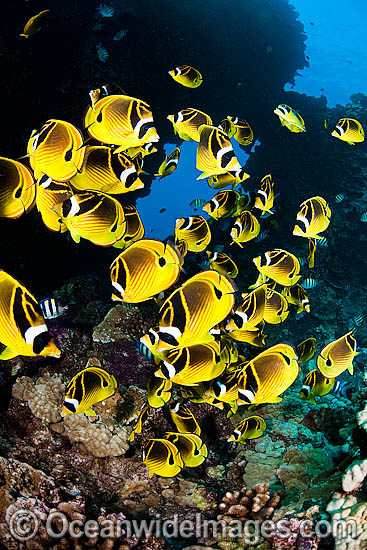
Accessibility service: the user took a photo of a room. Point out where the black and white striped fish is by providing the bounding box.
[39,298,68,320]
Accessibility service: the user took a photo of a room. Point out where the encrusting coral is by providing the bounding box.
[342,459,367,493]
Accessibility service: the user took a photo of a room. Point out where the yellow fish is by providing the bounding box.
[168,65,202,88]
[20,9,49,38]
[54,191,126,246]
[230,211,260,247]
[113,204,144,250]
[70,146,144,194]
[254,174,274,216]
[203,190,240,219]
[299,369,351,405]
[125,142,158,159]
[164,432,207,467]
[205,369,240,405]
[227,116,254,146]
[226,284,267,331]
[153,270,236,351]
[253,249,301,286]
[317,331,358,378]
[207,251,238,278]
[84,95,160,153]
[282,284,310,314]
[227,322,266,347]
[167,108,212,142]
[155,147,180,179]
[140,327,169,365]
[154,341,226,385]
[196,125,242,180]
[237,343,299,405]
[169,402,201,435]
[218,118,236,138]
[0,157,36,219]
[128,403,150,442]
[147,377,172,408]
[331,118,364,145]
[263,288,289,324]
[274,104,306,133]
[293,196,331,240]
[0,271,61,360]
[207,169,250,190]
[175,216,211,253]
[307,237,316,269]
[61,367,117,416]
[228,415,266,443]
[110,239,182,303]
[36,180,72,233]
[143,438,183,478]
[27,120,85,182]
[296,337,317,364]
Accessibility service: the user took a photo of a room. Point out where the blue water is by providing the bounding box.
[286,0,367,106]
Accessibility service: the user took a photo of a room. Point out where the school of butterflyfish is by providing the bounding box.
[0,62,364,478]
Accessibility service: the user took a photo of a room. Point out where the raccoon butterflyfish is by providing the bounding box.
[253,249,301,287]
[61,367,117,416]
[317,331,358,378]
[230,211,260,247]
[296,337,317,364]
[196,124,242,180]
[35,180,72,233]
[147,377,172,408]
[236,192,256,214]
[27,120,85,182]
[0,271,61,360]
[206,251,238,278]
[226,284,267,331]
[174,239,188,261]
[110,239,182,303]
[174,216,211,253]
[282,284,310,314]
[307,238,316,269]
[113,204,144,250]
[293,196,331,240]
[153,270,236,352]
[154,341,226,385]
[218,118,236,138]
[167,108,212,142]
[218,334,239,365]
[228,415,266,443]
[237,343,299,405]
[155,147,180,179]
[207,169,250,190]
[263,288,289,324]
[227,116,254,146]
[128,403,150,442]
[169,402,201,435]
[70,146,144,194]
[254,174,274,217]
[203,189,240,220]
[125,142,157,159]
[140,327,169,365]
[227,321,266,347]
[273,104,306,133]
[143,438,183,478]
[84,95,160,153]
[299,369,351,405]
[204,369,240,404]
[164,432,207,467]
[168,65,203,88]
[0,157,36,219]
[54,191,127,246]
[20,9,50,38]
[331,118,364,145]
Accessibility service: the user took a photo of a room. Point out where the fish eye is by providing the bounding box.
[97,112,103,123]
[32,331,52,354]
[14,187,22,199]
[232,313,243,329]
[158,257,166,267]
[159,332,179,347]
[326,358,332,367]
[65,149,73,162]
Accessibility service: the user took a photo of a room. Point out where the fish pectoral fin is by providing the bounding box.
[0,347,19,360]
[310,397,317,405]
[69,229,81,243]
[84,407,97,416]
[267,397,282,404]
[347,364,354,375]
[113,146,127,154]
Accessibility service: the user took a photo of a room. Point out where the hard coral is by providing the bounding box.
[92,304,158,343]
[217,483,281,522]
[12,373,65,424]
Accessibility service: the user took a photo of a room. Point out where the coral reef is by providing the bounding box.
[217,483,281,522]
